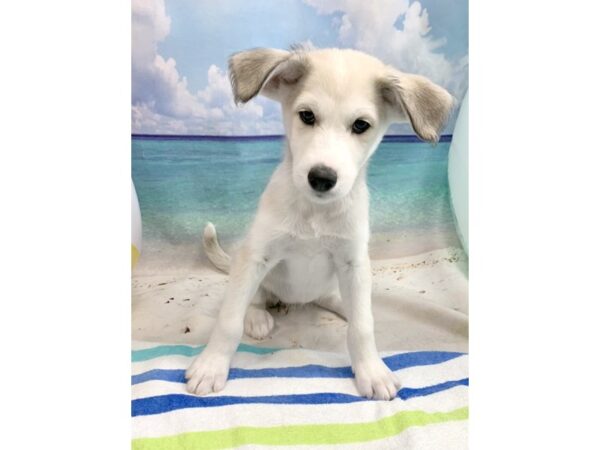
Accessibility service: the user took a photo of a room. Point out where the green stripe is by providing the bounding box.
[132,344,281,362]
[132,407,468,449]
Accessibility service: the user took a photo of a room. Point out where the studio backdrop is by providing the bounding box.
[132,1,469,448]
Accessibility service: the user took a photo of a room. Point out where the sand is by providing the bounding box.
[132,236,468,354]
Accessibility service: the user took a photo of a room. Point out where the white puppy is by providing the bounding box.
[186,47,453,400]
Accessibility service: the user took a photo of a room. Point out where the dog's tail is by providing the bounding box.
[202,222,231,273]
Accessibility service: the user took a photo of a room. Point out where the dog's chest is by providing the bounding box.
[262,237,338,304]
[285,207,354,241]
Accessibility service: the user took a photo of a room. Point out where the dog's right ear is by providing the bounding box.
[229,48,308,103]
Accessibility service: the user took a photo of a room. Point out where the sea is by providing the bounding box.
[132,135,457,265]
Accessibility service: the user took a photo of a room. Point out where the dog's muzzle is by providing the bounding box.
[308,165,337,192]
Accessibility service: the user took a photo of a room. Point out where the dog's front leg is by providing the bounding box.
[335,249,401,400]
[186,242,276,395]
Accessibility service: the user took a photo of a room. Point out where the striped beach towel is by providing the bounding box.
[132,341,468,449]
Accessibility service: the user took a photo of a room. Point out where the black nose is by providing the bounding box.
[308,165,337,192]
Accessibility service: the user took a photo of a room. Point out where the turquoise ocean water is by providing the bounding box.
[132,136,455,248]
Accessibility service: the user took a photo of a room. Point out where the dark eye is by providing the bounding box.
[352,119,370,134]
[299,110,316,125]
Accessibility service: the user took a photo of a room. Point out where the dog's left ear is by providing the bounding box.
[379,70,455,143]
[229,48,308,104]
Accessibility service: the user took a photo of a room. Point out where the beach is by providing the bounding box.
[132,234,468,353]
[132,135,468,353]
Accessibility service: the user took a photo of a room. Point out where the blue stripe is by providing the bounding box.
[131,378,468,417]
[132,343,281,362]
[400,378,469,399]
[132,351,464,385]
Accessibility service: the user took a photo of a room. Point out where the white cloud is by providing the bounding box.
[304,0,467,98]
[132,0,279,135]
[132,102,189,134]
[132,0,197,117]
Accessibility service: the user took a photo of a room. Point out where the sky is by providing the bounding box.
[132,0,468,136]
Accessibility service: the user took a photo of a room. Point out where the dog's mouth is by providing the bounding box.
[306,188,342,204]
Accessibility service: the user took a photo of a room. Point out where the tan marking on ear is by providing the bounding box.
[228,48,309,104]
[379,71,455,143]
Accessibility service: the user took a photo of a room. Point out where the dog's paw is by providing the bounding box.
[185,352,230,395]
[244,307,274,340]
[353,358,402,401]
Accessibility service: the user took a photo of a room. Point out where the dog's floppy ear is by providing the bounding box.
[229,48,308,103]
[379,70,454,143]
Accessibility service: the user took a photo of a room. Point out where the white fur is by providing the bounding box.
[186,48,453,400]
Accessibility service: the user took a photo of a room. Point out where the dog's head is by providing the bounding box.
[229,47,454,203]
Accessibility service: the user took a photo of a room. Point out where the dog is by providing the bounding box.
[186,47,453,400]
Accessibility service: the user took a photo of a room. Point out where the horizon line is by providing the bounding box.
[132,133,453,142]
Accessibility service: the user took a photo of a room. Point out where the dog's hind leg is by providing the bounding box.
[244,287,274,340]
[315,294,347,321]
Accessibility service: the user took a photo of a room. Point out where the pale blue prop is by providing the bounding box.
[448,90,469,254]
